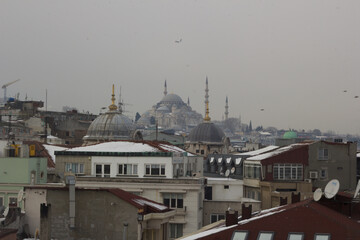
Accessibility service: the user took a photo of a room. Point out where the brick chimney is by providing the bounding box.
[291,192,300,203]
[280,197,288,206]
[225,210,238,226]
[241,204,252,220]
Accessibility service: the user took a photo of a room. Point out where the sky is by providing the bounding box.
[1,0,360,135]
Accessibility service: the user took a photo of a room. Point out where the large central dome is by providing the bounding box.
[83,85,142,144]
[187,122,225,143]
[160,93,184,105]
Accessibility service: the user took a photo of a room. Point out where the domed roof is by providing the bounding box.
[283,131,297,139]
[187,122,225,143]
[160,93,184,104]
[84,111,137,141]
[157,106,170,112]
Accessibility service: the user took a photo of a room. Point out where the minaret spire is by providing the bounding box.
[108,84,118,111]
[225,96,229,120]
[118,86,123,114]
[164,80,168,96]
[204,76,211,122]
[187,97,190,106]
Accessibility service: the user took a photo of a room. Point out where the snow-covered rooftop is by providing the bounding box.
[43,144,68,163]
[133,199,168,211]
[246,143,308,161]
[236,145,279,157]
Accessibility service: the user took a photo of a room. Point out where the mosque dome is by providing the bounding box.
[160,93,185,105]
[83,85,142,143]
[283,131,297,139]
[187,122,225,143]
[157,106,170,112]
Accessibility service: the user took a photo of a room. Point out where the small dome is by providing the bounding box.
[84,111,138,142]
[283,131,297,139]
[187,122,225,143]
[160,94,184,105]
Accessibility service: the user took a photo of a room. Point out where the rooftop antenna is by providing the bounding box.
[324,179,340,199]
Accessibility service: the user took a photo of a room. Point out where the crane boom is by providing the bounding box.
[2,79,20,89]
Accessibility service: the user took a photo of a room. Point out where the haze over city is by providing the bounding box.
[1,0,360,134]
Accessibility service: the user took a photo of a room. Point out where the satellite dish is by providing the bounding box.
[17,189,24,202]
[324,179,340,199]
[3,207,9,218]
[225,169,230,177]
[313,188,323,201]
[354,180,360,199]
[230,167,236,174]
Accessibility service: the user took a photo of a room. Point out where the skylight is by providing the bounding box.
[231,231,248,240]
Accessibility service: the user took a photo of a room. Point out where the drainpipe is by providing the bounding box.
[123,222,128,240]
[66,175,76,228]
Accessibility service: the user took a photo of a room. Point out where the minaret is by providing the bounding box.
[225,96,229,120]
[108,84,118,111]
[204,77,211,122]
[164,80,168,96]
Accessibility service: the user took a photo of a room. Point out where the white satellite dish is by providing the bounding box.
[313,188,323,201]
[3,207,9,218]
[354,180,360,199]
[17,189,24,202]
[230,167,236,174]
[324,179,340,199]
[225,169,230,177]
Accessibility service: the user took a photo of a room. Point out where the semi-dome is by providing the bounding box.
[187,122,225,143]
[283,131,297,139]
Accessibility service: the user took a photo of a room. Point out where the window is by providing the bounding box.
[95,164,110,177]
[65,163,84,174]
[0,197,3,207]
[201,150,204,154]
[244,164,261,179]
[274,164,303,181]
[232,231,249,240]
[170,223,183,238]
[287,233,304,240]
[145,164,165,176]
[118,164,138,175]
[318,148,329,160]
[9,197,17,205]
[210,214,225,223]
[320,168,327,179]
[257,232,274,240]
[314,234,331,240]
[204,186,212,200]
[163,193,183,208]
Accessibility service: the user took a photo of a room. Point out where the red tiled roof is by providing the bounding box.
[189,199,360,240]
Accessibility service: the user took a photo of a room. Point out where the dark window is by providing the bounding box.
[205,186,212,200]
[201,150,204,154]
[163,193,183,208]
[224,185,229,189]
[146,165,150,175]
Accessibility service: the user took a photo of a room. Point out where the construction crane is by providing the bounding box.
[2,79,20,103]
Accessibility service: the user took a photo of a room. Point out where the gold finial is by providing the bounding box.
[204,77,211,122]
[108,84,118,111]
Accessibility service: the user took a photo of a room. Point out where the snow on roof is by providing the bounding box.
[226,157,232,164]
[236,146,280,157]
[65,141,160,153]
[43,144,68,163]
[357,153,360,158]
[180,205,286,240]
[235,158,242,165]
[206,177,238,181]
[62,141,194,155]
[133,199,168,211]
[246,143,307,161]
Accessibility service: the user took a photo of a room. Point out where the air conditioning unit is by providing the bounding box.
[304,179,312,183]
[309,171,318,179]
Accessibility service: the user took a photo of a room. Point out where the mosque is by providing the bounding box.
[83,85,142,145]
[184,78,230,157]
[137,81,203,131]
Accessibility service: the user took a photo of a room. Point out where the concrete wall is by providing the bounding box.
[24,188,47,235]
[207,178,243,201]
[307,141,357,190]
[43,189,140,240]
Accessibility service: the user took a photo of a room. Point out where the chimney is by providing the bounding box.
[280,197,288,206]
[291,192,301,204]
[241,204,252,220]
[225,210,238,226]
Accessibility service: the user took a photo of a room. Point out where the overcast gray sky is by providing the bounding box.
[1,0,360,135]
